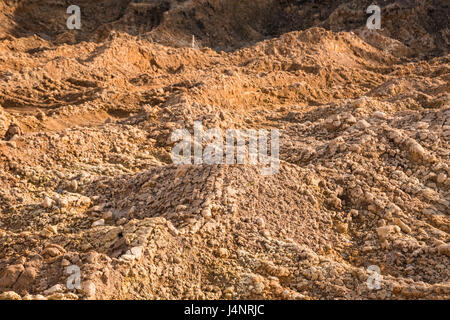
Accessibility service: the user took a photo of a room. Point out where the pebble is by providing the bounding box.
[436,172,446,184]
[102,211,113,220]
[41,225,58,238]
[92,219,105,227]
[42,196,53,209]
[407,139,426,162]
[377,225,400,240]
[44,284,65,295]
[116,218,127,226]
[202,207,212,219]
[355,119,370,130]
[256,217,265,228]
[336,222,348,234]
[61,258,71,267]
[372,111,387,119]
[262,230,271,238]
[394,218,411,234]
[58,198,69,208]
[217,248,229,258]
[130,246,144,259]
[81,281,96,298]
[166,221,179,236]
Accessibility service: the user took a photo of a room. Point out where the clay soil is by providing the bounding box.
[0,0,448,300]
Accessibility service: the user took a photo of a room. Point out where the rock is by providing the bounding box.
[102,211,113,220]
[130,246,144,259]
[324,115,341,130]
[42,196,53,209]
[407,139,427,162]
[13,267,37,292]
[57,198,69,209]
[166,221,179,236]
[41,225,58,238]
[47,292,78,300]
[92,219,105,227]
[327,195,342,209]
[9,133,20,141]
[81,281,96,298]
[0,291,21,300]
[42,246,62,258]
[201,207,212,219]
[336,222,348,234]
[256,217,265,228]
[346,115,357,124]
[116,218,127,226]
[91,205,103,212]
[4,123,22,141]
[120,254,135,261]
[385,203,402,219]
[394,218,411,234]
[23,294,46,300]
[68,180,78,192]
[372,111,386,119]
[0,264,24,288]
[61,259,71,267]
[376,225,400,240]
[36,110,46,121]
[44,284,65,295]
[217,248,229,258]
[436,172,446,184]
[355,119,370,130]
[415,121,429,129]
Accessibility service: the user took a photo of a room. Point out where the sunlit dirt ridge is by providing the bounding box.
[0,0,448,300]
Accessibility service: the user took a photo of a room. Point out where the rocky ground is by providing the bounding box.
[0,0,448,300]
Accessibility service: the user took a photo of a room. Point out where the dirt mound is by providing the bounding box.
[0,0,448,300]
[2,0,449,55]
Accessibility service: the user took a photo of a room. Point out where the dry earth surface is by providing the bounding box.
[0,0,448,300]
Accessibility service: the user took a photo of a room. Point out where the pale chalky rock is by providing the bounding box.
[42,196,53,209]
[130,246,144,259]
[0,291,21,300]
[436,172,447,184]
[44,284,65,295]
[407,139,427,162]
[92,219,105,227]
[394,218,411,234]
[372,111,386,119]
